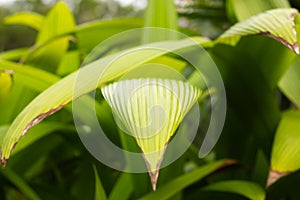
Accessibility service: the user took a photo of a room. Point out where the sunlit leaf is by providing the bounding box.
[204,180,266,200]
[144,0,177,42]
[0,38,203,165]
[139,160,235,200]
[0,48,29,61]
[216,8,299,54]
[4,12,44,31]
[101,78,202,190]
[22,36,70,72]
[0,70,14,107]
[227,0,290,21]
[36,2,75,44]
[279,57,300,108]
[268,110,300,186]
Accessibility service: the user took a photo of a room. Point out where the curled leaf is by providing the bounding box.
[216,8,299,54]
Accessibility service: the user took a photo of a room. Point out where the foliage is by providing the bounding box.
[0,0,300,199]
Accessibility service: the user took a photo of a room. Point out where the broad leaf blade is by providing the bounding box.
[36,2,75,44]
[216,8,299,54]
[0,38,202,164]
[269,110,300,186]
[203,180,266,200]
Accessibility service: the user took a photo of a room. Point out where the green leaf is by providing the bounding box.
[22,36,70,72]
[93,165,107,200]
[0,70,14,107]
[102,78,202,190]
[0,48,29,61]
[76,18,142,54]
[36,2,75,44]
[139,160,235,200]
[269,110,300,186]
[0,167,41,200]
[11,122,74,155]
[228,0,290,21]
[0,60,59,92]
[216,8,299,54]
[203,180,266,200]
[0,125,9,147]
[0,37,204,164]
[144,0,178,42]
[108,173,133,200]
[279,57,300,108]
[3,12,44,31]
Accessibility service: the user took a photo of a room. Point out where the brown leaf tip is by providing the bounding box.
[149,170,159,191]
[267,169,290,187]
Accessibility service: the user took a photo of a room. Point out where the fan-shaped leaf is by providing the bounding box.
[101,78,202,190]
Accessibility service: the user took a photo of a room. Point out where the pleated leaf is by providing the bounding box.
[216,8,299,54]
[101,78,202,190]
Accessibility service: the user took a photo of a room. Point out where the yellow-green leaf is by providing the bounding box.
[228,0,290,21]
[0,70,14,106]
[279,57,300,109]
[216,8,299,54]
[269,110,300,186]
[101,78,202,190]
[4,12,44,31]
[0,38,203,165]
[36,2,75,44]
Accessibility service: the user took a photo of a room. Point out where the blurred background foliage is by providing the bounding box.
[1,0,300,199]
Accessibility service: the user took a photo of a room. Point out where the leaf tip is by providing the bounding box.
[266,169,290,187]
[149,170,159,191]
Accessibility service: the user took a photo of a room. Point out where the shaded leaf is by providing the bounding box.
[203,180,266,200]
[216,8,299,54]
[108,173,133,200]
[0,48,29,61]
[93,165,107,200]
[0,167,41,200]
